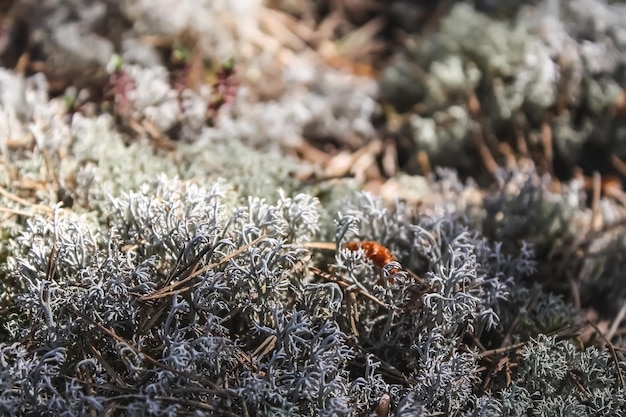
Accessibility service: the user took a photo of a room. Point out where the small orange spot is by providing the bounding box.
[346,241,399,274]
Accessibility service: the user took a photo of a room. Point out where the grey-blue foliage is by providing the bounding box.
[1,178,624,416]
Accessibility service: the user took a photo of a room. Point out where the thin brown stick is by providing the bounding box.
[382,139,398,177]
[0,206,40,217]
[479,325,583,358]
[417,150,432,176]
[551,217,626,265]
[567,270,581,310]
[541,120,553,174]
[467,89,481,117]
[499,298,534,348]
[498,142,517,170]
[588,320,626,391]
[0,184,53,213]
[300,241,336,251]
[84,340,129,389]
[96,393,225,415]
[591,172,602,232]
[336,16,387,57]
[611,154,626,177]
[14,51,30,75]
[478,340,528,358]
[309,266,390,310]
[552,193,626,282]
[607,302,626,342]
[292,138,332,166]
[251,335,277,362]
[515,116,529,156]
[582,218,626,248]
[567,370,591,399]
[140,233,268,301]
[68,306,228,395]
[472,124,499,178]
[259,7,312,50]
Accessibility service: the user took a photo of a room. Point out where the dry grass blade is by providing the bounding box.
[541,120,553,174]
[587,320,626,392]
[590,172,602,232]
[140,233,268,301]
[607,302,626,342]
[309,265,390,310]
[84,340,129,389]
[344,335,409,385]
[261,7,316,44]
[137,298,171,336]
[45,245,57,282]
[479,325,584,359]
[0,206,43,217]
[0,183,54,213]
[99,393,233,416]
[417,150,432,175]
[611,154,626,176]
[552,202,626,285]
[478,340,528,359]
[472,123,499,178]
[67,305,228,396]
[158,238,219,292]
[300,241,336,251]
[335,16,387,58]
[346,290,359,336]
[251,335,277,362]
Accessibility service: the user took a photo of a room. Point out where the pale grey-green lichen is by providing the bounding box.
[380,0,626,174]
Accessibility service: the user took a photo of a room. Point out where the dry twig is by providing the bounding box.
[140,233,268,301]
[588,320,626,392]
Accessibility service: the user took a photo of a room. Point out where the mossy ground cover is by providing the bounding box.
[1,1,626,415]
